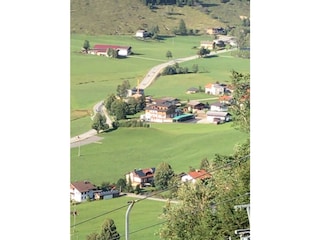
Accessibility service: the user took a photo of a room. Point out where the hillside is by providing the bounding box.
[70,0,250,35]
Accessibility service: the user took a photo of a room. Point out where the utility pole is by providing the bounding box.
[234,204,250,224]
[125,200,136,240]
[234,204,250,240]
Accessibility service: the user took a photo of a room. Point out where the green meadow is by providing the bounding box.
[70,196,166,240]
[70,32,249,240]
[71,123,248,184]
[70,34,249,136]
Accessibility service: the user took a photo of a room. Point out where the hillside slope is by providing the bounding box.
[70,0,249,35]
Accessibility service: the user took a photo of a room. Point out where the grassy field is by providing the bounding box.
[71,123,248,184]
[70,196,166,240]
[70,34,249,136]
[70,1,250,239]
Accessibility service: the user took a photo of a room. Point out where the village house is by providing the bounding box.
[70,180,97,202]
[88,44,132,57]
[142,97,180,122]
[219,95,233,105]
[206,111,232,124]
[94,189,120,200]
[205,83,226,95]
[186,100,206,112]
[186,87,199,94]
[125,167,156,187]
[206,27,226,35]
[135,29,150,38]
[210,102,228,112]
[127,87,145,97]
[200,40,225,50]
[181,169,212,183]
[200,40,215,50]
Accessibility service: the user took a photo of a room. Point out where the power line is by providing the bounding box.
[134,154,250,204]
[71,204,128,228]
[70,154,250,228]
[126,192,250,237]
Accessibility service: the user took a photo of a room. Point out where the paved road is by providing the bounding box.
[70,48,236,146]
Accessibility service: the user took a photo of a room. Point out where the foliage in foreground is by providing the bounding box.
[157,70,250,240]
[86,218,120,240]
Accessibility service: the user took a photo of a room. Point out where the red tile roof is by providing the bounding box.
[205,83,213,88]
[93,44,131,51]
[188,170,211,180]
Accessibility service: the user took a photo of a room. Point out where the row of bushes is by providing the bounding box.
[118,119,150,128]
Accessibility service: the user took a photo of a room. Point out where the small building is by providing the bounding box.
[94,190,120,200]
[70,181,97,202]
[127,87,145,97]
[206,27,226,35]
[125,167,156,187]
[214,40,225,48]
[89,44,132,57]
[205,83,226,95]
[210,102,228,112]
[200,40,215,50]
[219,95,233,105]
[187,100,205,112]
[135,29,150,38]
[206,111,232,123]
[181,169,211,183]
[186,87,199,94]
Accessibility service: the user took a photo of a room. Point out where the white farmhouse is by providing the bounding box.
[70,180,97,202]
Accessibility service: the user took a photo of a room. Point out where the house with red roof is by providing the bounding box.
[181,169,212,183]
[88,44,132,57]
[70,180,97,202]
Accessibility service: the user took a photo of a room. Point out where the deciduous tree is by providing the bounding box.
[166,50,173,59]
[92,113,109,133]
[228,70,250,133]
[83,40,90,53]
[154,162,175,190]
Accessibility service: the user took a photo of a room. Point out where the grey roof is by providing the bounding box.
[211,102,227,107]
[206,111,231,117]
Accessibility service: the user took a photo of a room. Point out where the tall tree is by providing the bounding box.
[105,93,116,110]
[166,50,173,59]
[110,99,127,120]
[83,40,90,53]
[116,178,127,192]
[178,19,187,35]
[159,181,216,240]
[228,70,250,133]
[87,218,120,240]
[91,113,109,133]
[99,218,120,240]
[116,80,131,98]
[154,162,175,190]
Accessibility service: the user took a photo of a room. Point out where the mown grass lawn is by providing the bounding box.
[70,196,166,240]
[71,123,248,185]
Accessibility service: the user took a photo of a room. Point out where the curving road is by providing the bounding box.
[71,48,237,146]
